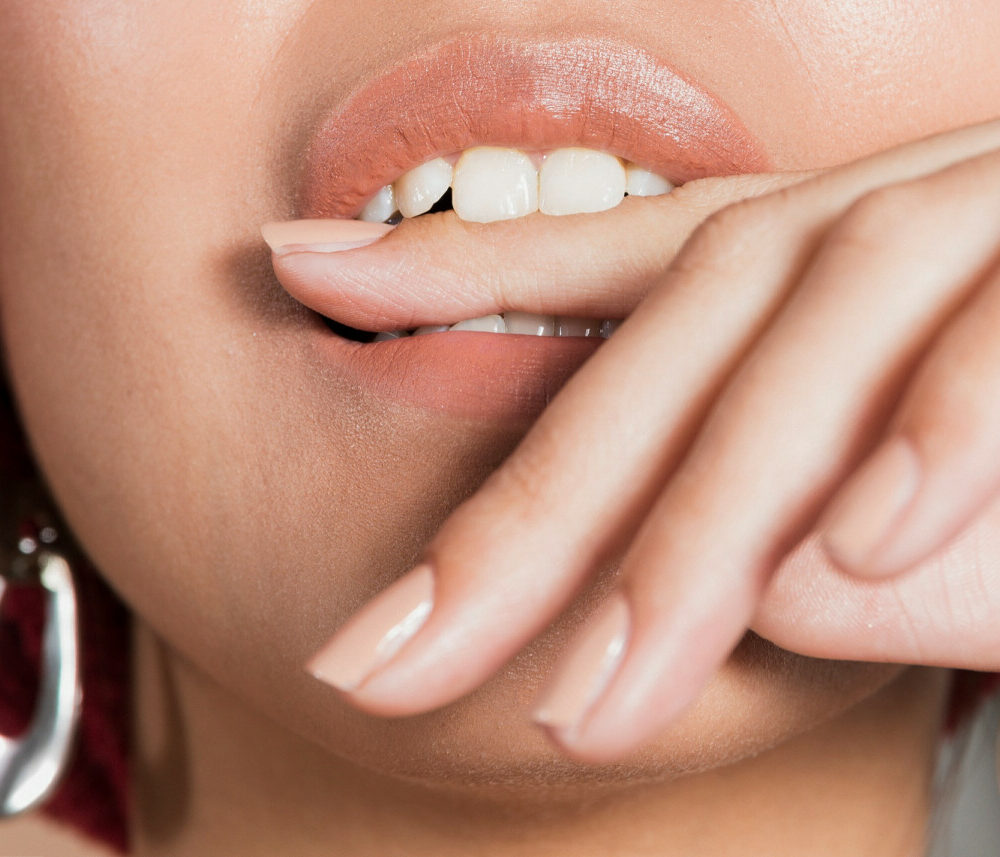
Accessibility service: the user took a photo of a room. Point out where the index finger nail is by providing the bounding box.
[261,219,396,255]
[306,564,435,692]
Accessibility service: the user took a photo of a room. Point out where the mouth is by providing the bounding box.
[302,33,767,220]
[274,33,769,419]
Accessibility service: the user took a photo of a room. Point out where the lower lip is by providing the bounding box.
[313,325,602,421]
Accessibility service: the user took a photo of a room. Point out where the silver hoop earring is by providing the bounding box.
[0,521,81,818]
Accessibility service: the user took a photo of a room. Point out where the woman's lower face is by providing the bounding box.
[0,0,997,786]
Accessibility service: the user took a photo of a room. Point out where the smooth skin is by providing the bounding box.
[3,1,1000,855]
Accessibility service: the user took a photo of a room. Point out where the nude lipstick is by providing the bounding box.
[272,34,769,421]
[300,34,769,218]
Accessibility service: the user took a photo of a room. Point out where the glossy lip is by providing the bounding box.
[330,330,604,421]
[287,33,769,421]
[300,33,769,218]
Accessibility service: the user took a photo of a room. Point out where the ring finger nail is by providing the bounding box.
[532,593,631,740]
[819,437,922,573]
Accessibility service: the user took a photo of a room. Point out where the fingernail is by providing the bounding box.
[820,437,921,573]
[532,594,631,739]
[261,219,396,256]
[306,564,434,692]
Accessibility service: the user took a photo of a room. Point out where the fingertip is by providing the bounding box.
[305,564,435,696]
[818,437,922,579]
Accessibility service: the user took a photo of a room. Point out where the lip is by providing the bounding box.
[286,33,769,422]
[326,329,603,421]
[300,33,769,218]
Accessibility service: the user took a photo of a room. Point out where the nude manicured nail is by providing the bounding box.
[532,594,631,737]
[820,437,921,574]
[306,565,434,692]
[261,219,395,255]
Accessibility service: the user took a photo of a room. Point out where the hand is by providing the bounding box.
[281,119,1000,763]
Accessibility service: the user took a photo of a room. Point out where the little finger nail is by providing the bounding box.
[532,594,631,740]
[261,219,396,255]
[306,564,435,692]
[820,437,921,575]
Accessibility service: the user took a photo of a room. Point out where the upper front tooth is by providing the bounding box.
[625,164,675,197]
[395,157,453,218]
[359,184,397,222]
[452,147,539,224]
[539,148,626,216]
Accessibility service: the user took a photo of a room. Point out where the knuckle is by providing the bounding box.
[898,362,998,454]
[486,424,564,520]
[491,454,548,512]
[673,193,788,278]
[830,183,926,256]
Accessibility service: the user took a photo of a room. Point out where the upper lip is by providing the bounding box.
[299,33,770,219]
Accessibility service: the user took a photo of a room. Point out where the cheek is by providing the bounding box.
[741,1,1000,167]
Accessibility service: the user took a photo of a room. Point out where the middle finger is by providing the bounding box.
[533,146,1000,762]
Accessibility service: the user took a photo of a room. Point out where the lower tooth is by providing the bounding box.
[599,319,621,338]
[379,317,618,339]
[504,311,555,336]
[555,317,602,337]
[449,314,506,333]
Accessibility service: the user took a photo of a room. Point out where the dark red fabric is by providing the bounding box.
[0,558,131,853]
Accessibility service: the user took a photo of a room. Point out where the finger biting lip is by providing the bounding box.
[286,33,769,421]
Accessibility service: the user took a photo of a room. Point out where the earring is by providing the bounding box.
[0,517,81,818]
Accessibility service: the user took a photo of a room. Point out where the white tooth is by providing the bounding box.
[625,164,675,197]
[503,311,555,336]
[452,147,538,223]
[449,314,506,333]
[599,319,621,339]
[539,148,626,216]
[359,185,397,222]
[413,325,450,336]
[555,317,602,338]
[373,330,406,341]
[395,157,453,218]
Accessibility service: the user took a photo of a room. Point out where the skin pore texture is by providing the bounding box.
[2,1,1000,855]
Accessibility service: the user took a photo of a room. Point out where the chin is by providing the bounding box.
[265,600,904,796]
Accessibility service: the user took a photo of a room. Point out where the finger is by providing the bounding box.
[302,179,827,717]
[755,527,1000,671]
[818,261,1000,578]
[530,147,1000,762]
[303,120,1000,720]
[269,170,805,330]
[270,119,1000,333]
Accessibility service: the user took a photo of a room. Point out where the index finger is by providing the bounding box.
[304,119,1000,720]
